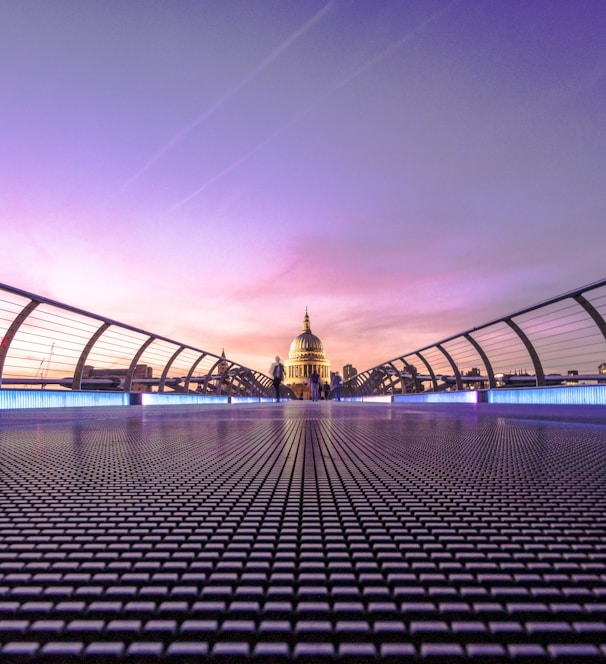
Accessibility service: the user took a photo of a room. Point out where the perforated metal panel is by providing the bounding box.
[0,402,604,661]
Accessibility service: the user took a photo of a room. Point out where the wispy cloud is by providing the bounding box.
[166,0,462,212]
[119,1,336,192]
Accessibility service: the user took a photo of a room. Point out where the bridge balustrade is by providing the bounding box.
[346,278,606,397]
[3,279,605,403]
[0,283,274,398]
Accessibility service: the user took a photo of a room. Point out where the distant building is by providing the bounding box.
[217,349,229,374]
[82,364,152,391]
[215,350,230,395]
[343,364,357,381]
[464,367,485,390]
[284,309,330,400]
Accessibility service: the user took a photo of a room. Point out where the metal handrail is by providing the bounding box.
[346,278,606,397]
[0,283,274,397]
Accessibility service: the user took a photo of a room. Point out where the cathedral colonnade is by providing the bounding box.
[286,364,330,380]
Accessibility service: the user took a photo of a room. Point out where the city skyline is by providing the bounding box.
[2,1,605,375]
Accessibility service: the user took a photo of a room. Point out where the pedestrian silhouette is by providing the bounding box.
[331,371,342,401]
[309,369,320,401]
[269,356,285,402]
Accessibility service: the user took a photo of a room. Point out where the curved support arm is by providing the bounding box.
[73,322,111,390]
[203,357,223,394]
[399,357,423,393]
[125,337,155,392]
[184,352,207,392]
[464,332,497,389]
[237,368,265,397]
[158,346,186,393]
[369,371,383,395]
[436,344,463,390]
[383,361,401,394]
[0,300,40,387]
[574,294,606,342]
[505,318,545,386]
[415,351,438,391]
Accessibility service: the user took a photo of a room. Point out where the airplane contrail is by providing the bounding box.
[167,0,461,213]
[119,1,336,192]
[166,105,317,213]
[325,0,463,92]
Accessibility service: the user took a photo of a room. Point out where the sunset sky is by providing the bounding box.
[2,0,605,376]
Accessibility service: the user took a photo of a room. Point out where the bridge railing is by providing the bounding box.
[0,283,274,398]
[345,278,606,397]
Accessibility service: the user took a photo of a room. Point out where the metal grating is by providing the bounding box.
[0,401,604,661]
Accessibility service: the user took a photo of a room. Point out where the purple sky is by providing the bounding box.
[2,0,605,375]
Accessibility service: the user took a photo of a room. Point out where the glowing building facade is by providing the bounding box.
[284,310,331,399]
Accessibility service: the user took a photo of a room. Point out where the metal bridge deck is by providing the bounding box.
[0,401,605,661]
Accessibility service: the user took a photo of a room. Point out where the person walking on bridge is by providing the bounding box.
[331,371,342,401]
[309,369,320,401]
[269,356,285,402]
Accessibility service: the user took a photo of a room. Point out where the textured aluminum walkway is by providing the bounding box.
[0,401,605,661]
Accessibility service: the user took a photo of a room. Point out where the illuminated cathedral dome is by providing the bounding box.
[289,316,325,357]
[284,310,331,393]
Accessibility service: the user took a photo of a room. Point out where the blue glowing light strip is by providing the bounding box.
[0,389,130,409]
[394,391,480,404]
[362,395,393,403]
[140,394,229,406]
[488,385,606,405]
